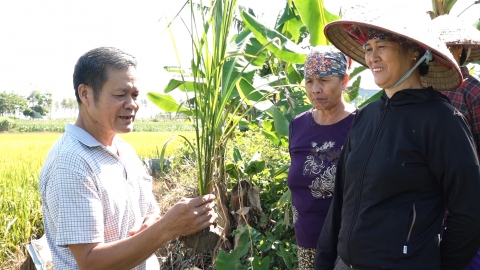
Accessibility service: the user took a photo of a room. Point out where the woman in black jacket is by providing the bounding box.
[314,5,480,270]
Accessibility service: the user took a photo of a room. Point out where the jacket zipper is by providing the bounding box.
[404,203,416,254]
[347,98,389,268]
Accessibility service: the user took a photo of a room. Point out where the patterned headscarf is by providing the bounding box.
[304,46,349,78]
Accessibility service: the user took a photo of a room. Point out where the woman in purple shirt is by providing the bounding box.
[287,46,356,269]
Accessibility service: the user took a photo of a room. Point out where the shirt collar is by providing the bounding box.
[65,123,104,148]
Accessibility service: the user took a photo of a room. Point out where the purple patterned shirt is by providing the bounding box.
[287,110,355,248]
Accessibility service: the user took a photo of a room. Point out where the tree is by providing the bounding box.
[60,98,68,113]
[59,98,78,118]
[23,90,53,119]
[0,92,28,117]
[54,101,60,112]
[68,98,78,117]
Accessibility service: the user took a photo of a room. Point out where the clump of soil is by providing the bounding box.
[152,165,219,269]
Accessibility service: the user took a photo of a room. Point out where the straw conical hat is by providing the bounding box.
[433,14,480,63]
[324,5,462,91]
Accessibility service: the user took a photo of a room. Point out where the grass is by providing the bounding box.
[0,131,194,268]
[1,117,194,133]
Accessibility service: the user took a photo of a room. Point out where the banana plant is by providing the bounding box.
[239,0,365,142]
[148,0,270,197]
[149,0,370,240]
[428,0,457,18]
[294,0,340,46]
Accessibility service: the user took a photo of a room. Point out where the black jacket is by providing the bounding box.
[314,88,480,270]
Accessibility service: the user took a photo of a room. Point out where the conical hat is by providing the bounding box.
[324,5,462,91]
[433,14,480,63]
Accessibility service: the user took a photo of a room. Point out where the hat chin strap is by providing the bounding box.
[392,50,432,88]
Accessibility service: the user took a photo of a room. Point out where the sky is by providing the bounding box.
[1,0,479,110]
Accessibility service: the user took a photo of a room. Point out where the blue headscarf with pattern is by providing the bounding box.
[304,46,349,78]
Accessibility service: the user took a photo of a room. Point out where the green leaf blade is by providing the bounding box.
[241,11,307,64]
[147,92,192,116]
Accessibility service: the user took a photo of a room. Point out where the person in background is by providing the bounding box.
[287,46,356,269]
[433,14,480,270]
[434,14,480,158]
[314,5,480,270]
[39,47,217,270]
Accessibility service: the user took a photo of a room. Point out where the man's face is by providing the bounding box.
[89,66,140,136]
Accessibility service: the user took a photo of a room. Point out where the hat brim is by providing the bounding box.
[325,19,462,91]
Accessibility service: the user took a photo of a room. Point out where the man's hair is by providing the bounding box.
[73,47,137,104]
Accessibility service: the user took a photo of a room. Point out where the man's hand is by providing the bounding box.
[162,194,217,238]
[128,214,161,236]
[69,195,217,270]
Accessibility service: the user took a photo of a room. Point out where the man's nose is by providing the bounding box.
[124,96,138,110]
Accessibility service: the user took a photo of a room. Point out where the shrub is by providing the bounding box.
[0,118,16,131]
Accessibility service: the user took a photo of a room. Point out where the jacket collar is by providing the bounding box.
[378,87,449,108]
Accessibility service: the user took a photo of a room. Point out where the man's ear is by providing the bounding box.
[77,84,91,107]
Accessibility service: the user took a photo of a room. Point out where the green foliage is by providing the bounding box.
[236,79,290,137]
[357,89,384,108]
[0,119,193,133]
[149,0,269,195]
[343,76,361,103]
[151,0,369,267]
[220,129,296,269]
[59,98,78,114]
[166,128,295,269]
[236,0,366,146]
[294,0,340,46]
[24,90,52,118]
[349,66,368,79]
[0,92,27,117]
[0,118,16,131]
[241,11,306,64]
[147,92,192,116]
[226,147,266,182]
[275,0,307,44]
[475,19,480,31]
[215,226,251,269]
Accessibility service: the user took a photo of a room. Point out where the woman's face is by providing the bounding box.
[364,39,416,90]
[448,45,463,65]
[305,76,346,111]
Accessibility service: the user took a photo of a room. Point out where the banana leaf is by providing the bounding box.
[146,92,192,116]
[294,0,340,46]
[242,11,307,64]
[358,90,383,108]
